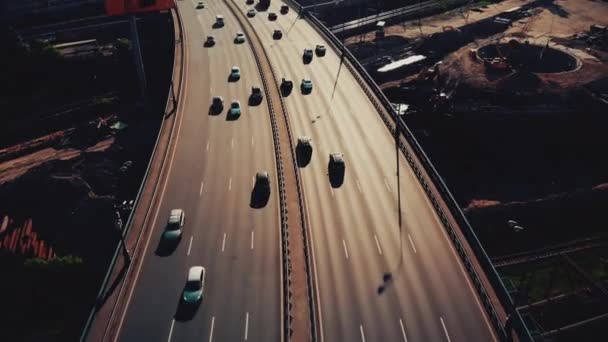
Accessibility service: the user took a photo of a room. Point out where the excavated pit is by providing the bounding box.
[477,41,580,73]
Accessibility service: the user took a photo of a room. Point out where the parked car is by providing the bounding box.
[246,0,254,4]
[235,31,246,43]
[301,78,313,93]
[315,44,326,56]
[268,12,277,21]
[273,29,283,39]
[182,266,205,305]
[247,9,256,17]
[280,5,289,14]
[196,1,205,9]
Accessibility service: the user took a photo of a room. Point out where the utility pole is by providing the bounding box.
[129,14,147,105]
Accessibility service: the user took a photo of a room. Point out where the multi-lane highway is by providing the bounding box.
[116,1,281,341]
[234,0,497,341]
[116,0,499,341]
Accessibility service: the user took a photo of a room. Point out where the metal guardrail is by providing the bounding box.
[79,7,185,341]
[289,2,534,340]
[330,0,468,35]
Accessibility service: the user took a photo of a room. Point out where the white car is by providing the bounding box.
[235,31,246,44]
[163,209,185,242]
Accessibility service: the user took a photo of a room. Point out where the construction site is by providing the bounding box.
[0,12,174,340]
[340,0,608,339]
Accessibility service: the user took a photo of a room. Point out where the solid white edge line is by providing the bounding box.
[342,239,349,259]
[209,316,215,342]
[187,235,193,256]
[356,179,362,193]
[399,318,408,342]
[374,234,382,255]
[251,230,255,250]
[359,324,366,342]
[200,181,204,196]
[251,136,254,146]
[231,138,234,149]
[206,140,210,151]
[167,319,175,342]
[229,177,232,191]
[222,233,226,252]
[408,234,417,254]
[440,317,451,342]
[244,312,249,340]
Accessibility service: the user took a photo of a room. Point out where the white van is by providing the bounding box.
[215,15,224,27]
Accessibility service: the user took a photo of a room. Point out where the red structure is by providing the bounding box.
[106,0,175,16]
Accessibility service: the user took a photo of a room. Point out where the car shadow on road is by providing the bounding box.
[328,172,344,188]
[174,298,200,322]
[155,235,179,257]
[226,111,240,121]
[248,96,262,106]
[296,148,312,168]
[209,106,222,116]
[250,189,270,208]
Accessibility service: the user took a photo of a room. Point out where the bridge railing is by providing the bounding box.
[283,0,534,340]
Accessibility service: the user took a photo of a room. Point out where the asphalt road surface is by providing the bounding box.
[234,0,497,341]
[117,1,281,341]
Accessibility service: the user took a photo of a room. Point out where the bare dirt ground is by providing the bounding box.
[346,0,607,44]
[346,0,538,44]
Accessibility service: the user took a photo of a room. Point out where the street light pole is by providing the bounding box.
[129,14,147,105]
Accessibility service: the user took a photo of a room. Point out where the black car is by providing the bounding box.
[280,5,289,14]
[249,86,263,105]
[246,0,254,4]
[329,153,345,177]
[254,171,270,195]
[268,12,277,21]
[315,44,326,56]
[280,78,293,95]
[273,29,283,40]
[211,96,224,112]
